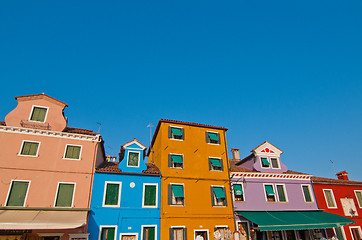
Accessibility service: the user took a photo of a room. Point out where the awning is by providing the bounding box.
[208,132,219,141]
[0,210,88,229]
[233,184,243,196]
[213,187,226,199]
[210,158,222,167]
[236,211,355,231]
[171,155,183,163]
[172,185,184,198]
[171,128,182,136]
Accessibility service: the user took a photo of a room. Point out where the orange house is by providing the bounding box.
[148,119,235,240]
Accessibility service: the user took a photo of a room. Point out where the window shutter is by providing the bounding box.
[220,159,224,171]
[181,128,185,140]
[6,181,29,206]
[168,154,172,167]
[28,142,38,155]
[217,133,221,144]
[184,228,187,240]
[205,132,210,143]
[55,183,74,207]
[168,127,172,138]
[302,186,312,202]
[208,158,212,170]
[210,187,215,206]
[104,183,119,205]
[276,185,286,202]
[222,187,228,206]
[169,228,174,240]
[168,184,172,205]
[107,228,115,240]
[148,227,155,240]
[144,185,156,206]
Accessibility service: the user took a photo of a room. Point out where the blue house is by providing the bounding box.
[88,139,161,240]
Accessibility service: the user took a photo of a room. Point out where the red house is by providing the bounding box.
[313,171,362,240]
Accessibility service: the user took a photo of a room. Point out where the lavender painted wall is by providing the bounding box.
[253,156,288,173]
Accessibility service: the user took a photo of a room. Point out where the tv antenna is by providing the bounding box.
[330,160,336,174]
[147,123,154,147]
[96,122,102,133]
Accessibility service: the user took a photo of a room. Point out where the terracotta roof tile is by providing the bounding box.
[63,127,98,136]
[0,121,5,126]
[15,93,68,107]
[96,161,161,176]
[312,176,362,186]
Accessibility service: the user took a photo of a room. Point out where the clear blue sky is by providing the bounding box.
[1,0,361,180]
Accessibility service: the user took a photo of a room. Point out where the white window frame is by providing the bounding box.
[5,180,31,207]
[275,184,288,203]
[170,183,185,206]
[211,185,227,207]
[354,190,362,208]
[53,182,76,208]
[142,183,158,208]
[169,125,184,141]
[334,227,347,240]
[263,183,276,202]
[141,225,157,240]
[349,226,362,240]
[209,157,223,171]
[194,229,210,240]
[170,153,184,169]
[260,157,271,169]
[232,183,245,202]
[270,157,281,169]
[18,140,41,157]
[206,131,220,145]
[170,226,186,240]
[127,150,140,167]
[99,225,118,240]
[69,234,89,240]
[28,105,49,123]
[323,189,337,208]
[102,181,122,207]
[63,144,82,160]
[301,184,314,203]
[119,233,138,240]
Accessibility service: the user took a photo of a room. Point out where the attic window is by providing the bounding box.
[271,158,279,168]
[127,151,140,167]
[261,158,270,168]
[30,106,47,122]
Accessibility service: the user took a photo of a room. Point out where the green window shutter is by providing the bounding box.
[6,181,29,206]
[144,185,156,206]
[143,227,155,240]
[233,184,243,196]
[271,158,279,168]
[356,191,362,206]
[171,155,183,163]
[210,158,222,167]
[104,183,119,205]
[65,146,81,159]
[172,185,184,198]
[208,132,219,141]
[171,127,182,137]
[213,187,226,199]
[128,152,139,166]
[276,185,286,202]
[265,185,275,196]
[302,186,312,202]
[261,158,270,167]
[55,183,74,207]
[30,107,47,122]
[101,228,115,240]
[335,227,345,240]
[21,142,39,156]
[325,190,335,207]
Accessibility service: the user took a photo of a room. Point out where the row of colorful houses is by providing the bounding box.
[0,94,361,240]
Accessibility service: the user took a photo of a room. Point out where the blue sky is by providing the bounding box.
[1,0,361,180]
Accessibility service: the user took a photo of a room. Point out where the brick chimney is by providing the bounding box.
[336,171,349,181]
[231,148,240,160]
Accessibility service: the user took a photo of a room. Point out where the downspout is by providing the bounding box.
[223,130,237,232]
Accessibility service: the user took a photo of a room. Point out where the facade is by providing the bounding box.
[88,139,161,240]
[312,171,362,240]
[0,94,105,240]
[147,119,235,240]
[230,141,354,240]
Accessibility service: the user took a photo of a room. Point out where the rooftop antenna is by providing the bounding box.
[330,160,336,175]
[96,122,102,133]
[107,146,114,156]
[147,123,154,147]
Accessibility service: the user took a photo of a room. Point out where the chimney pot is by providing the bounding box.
[336,170,349,181]
[231,148,240,160]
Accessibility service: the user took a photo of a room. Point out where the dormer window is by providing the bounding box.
[29,106,48,122]
[270,158,280,168]
[127,151,140,167]
[206,131,220,144]
[261,157,270,168]
[169,126,184,140]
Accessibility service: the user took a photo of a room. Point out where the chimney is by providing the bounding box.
[231,148,240,160]
[336,171,349,181]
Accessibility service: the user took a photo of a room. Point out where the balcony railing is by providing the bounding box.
[20,120,52,130]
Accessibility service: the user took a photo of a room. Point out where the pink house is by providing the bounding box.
[0,94,105,240]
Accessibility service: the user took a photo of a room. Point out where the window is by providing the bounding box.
[103,182,121,207]
[323,189,337,208]
[100,227,116,240]
[169,227,186,240]
[64,145,81,160]
[355,190,362,208]
[276,184,287,202]
[264,184,276,202]
[168,154,183,168]
[206,132,220,144]
[209,158,223,171]
[211,186,227,206]
[143,184,157,208]
[20,141,40,156]
[142,226,156,240]
[350,227,362,240]
[6,180,30,206]
[169,126,184,140]
[127,151,140,167]
[334,227,346,240]
[55,183,75,207]
[271,158,280,168]
[233,184,244,201]
[30,106,47,122]
[261,157,270,168]
[195,230,209,240]
[302,185,313,203]
[214,227,229,238]
[169,184,184,206]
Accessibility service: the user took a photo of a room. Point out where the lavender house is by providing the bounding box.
[230,141,353,240]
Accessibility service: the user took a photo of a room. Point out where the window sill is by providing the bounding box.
[169,138,184,141]
[169,204,185,207]
[63,158,81,161]
[18,154,38,158]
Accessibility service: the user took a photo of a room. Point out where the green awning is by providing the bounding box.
[171,128,182,136]
[233,184,243,196]
[210,158,222,167]
[261,158,270,166]
[172,185,184,198]
[265,185,275,195]
[171,155,183,163]
[213,187,226,199]
[236,211,355,231]
[208,132,219,141]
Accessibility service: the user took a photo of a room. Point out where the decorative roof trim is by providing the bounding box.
[251,141,283,153]
[121,138,147,150]
[15,93,68,107]
[0,125,101,142]
[231,172,311,180]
